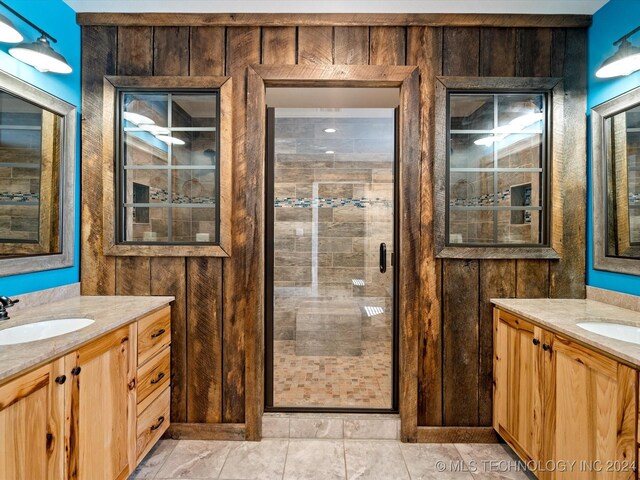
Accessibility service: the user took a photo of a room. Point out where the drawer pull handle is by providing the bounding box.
[150,416,165,431]
[151,328,166,339]
[150,372,165,385]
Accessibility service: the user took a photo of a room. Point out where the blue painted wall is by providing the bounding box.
[587,0,640,295]
[0,0,80,296]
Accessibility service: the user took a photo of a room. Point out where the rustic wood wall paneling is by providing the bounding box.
[441,26,481,427]
[81,26,117,296]
[150,25,190,423]
[115,26,153,296]
[407,26,443,427]
[369,27,406,65]
[190,27,226,75]
[442,259,480,426]
[334,27,370,64]
[186,258,224,422]
[262,27,297,64]
[477,28,518,427]
[549,28,587,299]
[223,27,262,424]
[515,28,552,78]
[297,27,333,65]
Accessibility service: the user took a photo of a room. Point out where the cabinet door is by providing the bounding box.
[0,359,65,479]
[66,325,135,480]
[548,336,636,480]
[493,309,543,463]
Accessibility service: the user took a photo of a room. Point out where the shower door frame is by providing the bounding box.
[264,106,401,415]
[244,64,421,441]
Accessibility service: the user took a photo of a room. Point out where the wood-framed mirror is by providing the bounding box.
[0,70,76,276]
[592,86,640,275]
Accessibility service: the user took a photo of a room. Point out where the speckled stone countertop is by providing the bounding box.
[0,295,173,383]
[492,298,640,368]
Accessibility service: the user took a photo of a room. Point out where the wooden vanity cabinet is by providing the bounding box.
[494,308,638,479]
[0,358,66,479]
[64,324,135,480]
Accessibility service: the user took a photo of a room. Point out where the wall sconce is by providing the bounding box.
[596,25,640,79]
[0,1,72,74]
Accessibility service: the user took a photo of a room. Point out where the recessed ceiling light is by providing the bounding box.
[156,135,185,146]
[323,128,337,133]
[325,150,335,154]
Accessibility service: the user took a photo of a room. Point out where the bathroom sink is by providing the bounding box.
[576,320,640,345]
[0,318,95,346]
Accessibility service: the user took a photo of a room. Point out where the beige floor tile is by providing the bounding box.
[218,439,288,480]
[129,440,178,479]
[400,443,472,480]
[283,439,346,480]
[156,440,234,479]
[344,440,410,480]
[454,444,531,479]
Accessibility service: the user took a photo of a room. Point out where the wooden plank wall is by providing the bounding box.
[81,23,586,430]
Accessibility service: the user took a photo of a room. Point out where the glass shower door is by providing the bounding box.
[267,106,396,410]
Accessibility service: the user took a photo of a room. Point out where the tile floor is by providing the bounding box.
[130,439,533,479]
[273,340,392,408]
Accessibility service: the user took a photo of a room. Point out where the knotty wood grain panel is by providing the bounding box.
[549,28,587,299]
[443,259,479,426]
[190,27,226,75]
[443,27,479,76]
[77,13,592,28]
[297,27,333,65]
[186,258,223,423]
[369,27,406,65]
[222,26,262,424]
[334,27,369,64]
[153,27,190,75]
[116,27,152,76]
[81,26,117,296]
[150,258,187,422]
[516,28,552,77]
[262,27,296,64]
[115,257,151,295]
[479,260,515,426]
[480,28,516,76]
[407,26,443,427]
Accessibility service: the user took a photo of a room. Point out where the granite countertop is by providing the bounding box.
[492,298,640,368]
[0,295,174,383]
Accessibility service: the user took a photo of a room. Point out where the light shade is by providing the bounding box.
[0,14,22,43]
[596,38,640,78]
[9,35,72,74]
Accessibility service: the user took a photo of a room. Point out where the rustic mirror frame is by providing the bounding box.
[102,76,233,257]
[592,86,640,275]
[434,76,564,259]
[0,70,77,277]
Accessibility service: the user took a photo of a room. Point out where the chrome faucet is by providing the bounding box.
[0,296,19,320]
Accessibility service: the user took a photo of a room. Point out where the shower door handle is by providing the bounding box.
[379,243,387,273]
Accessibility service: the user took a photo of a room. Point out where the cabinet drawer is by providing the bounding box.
[136,387,170,463]
[138,306,171,365]
[137,346,170,410]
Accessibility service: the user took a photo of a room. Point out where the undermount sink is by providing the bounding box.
[576,319,640,345]
[0,318,95,346]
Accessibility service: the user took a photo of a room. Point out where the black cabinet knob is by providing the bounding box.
[542,344,551,352]
[55,375,66,385]
[71,366,81,375]
[532,338,540,346]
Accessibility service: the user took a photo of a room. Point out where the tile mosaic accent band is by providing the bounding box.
[149,187,215,205]
[450,189,511,207]
[0,191,39,203]
[274,197,392,209]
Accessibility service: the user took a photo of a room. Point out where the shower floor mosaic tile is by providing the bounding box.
[273,340,392,408]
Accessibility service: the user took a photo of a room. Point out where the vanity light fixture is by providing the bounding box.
[122,112,155,126]
[596,25,640,78]
[0,14,22,43]
[323,128,337,133]
[156,135,186,146]
[325,150,335,154]
[0,1,72,74]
